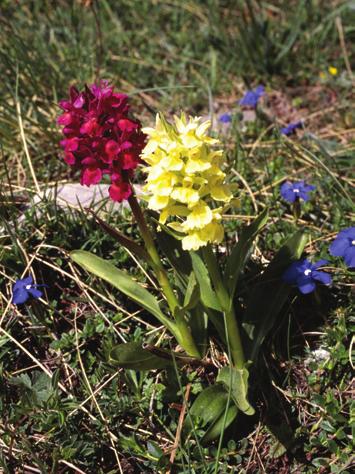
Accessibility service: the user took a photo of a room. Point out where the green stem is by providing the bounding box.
[202,245,245,369]
[128,193,200,358]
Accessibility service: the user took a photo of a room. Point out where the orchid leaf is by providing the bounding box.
[183,272,200,310]
[190,252,222,312]
[71,250,175,332]
[187,384,228,428]
[185,384,238,443]
[202,404,238,444]
[155,226,191,284]
[242,230,308,361]
[224,208,268,297]
[109,342,172,370]
[217,366,255,415]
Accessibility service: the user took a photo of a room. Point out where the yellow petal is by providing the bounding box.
[148,194,170,210]
[171,187,200,204]
[183,203,213,230]
[210,184,232,202]
[181,232,207,251]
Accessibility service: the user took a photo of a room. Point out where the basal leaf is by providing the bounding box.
[185,384,239,443]
[109,342,172,370]
[71,250,175,332]
[217,366,255,415]
[187,384,228,428]
[202,404,238,444]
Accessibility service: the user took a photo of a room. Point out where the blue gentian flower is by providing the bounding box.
[280,180,315,203]
[239,85,265,108]
[12,276,46,305]
[219,113,232,124]
[280,121,303,136]
[329,227,355,268]
[283,259,331,294]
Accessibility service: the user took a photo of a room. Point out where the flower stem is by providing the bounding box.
[128,193,200,358]
[202,245,245,369]
[128,194,178,311]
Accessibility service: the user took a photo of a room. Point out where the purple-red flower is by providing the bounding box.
[58,81,146,202]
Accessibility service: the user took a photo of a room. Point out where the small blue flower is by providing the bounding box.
[12,276,46,305]
[219,113,232,124]
[283,259,331,294]
[239,85,265,108]
[280,121,303,136]
[280,180,315,203]
[329,227,355,268]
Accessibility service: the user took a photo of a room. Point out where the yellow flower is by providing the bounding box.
[142,113,232,250]
[328,66,338,76]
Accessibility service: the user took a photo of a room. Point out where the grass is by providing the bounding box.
[0,1,354,472]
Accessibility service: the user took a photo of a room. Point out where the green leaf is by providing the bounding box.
[187,384,228,427]
[185,384,239,443]
[202,404,238,444]
[109,342,172,370]
[190,252,222,311]
[183,272,200,310]
[71,250,175,332]
[155,226,192,284]
[242,230,308,361]
[224,208,268,297]
[217,366,255,415]
[186,305,208,357]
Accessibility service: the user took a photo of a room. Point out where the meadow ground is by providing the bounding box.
[0,1,354,473]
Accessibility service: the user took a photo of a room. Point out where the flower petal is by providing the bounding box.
[283,261,303,283]
[337,227,355,239]
[312,259,329,269]
[13,276,33,291]
[296,276,316,294]
[312,271,332,285]
[329,237,349,257]
[28,288,43,299]
[12,289,29,305]
[344,247,355,268]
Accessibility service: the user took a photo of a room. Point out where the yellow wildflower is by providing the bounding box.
[142,113,232,251]
[328,66,338,76]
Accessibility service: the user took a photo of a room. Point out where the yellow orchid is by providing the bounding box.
[142,113,232,250]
